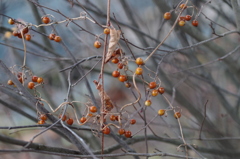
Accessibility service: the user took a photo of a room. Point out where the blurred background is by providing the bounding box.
[0,0,240,159]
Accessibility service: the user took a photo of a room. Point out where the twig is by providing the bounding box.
[199,100,208,139]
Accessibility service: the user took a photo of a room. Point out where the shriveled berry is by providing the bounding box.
[48,33,56,40]
[174,112,181,119]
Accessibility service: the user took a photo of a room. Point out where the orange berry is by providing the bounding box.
[179,20,185,26]
[8,18,15,25]
[7,80,14,85]
[158,87,165,94]
[103,127,110,134]
[118,128,125,135]
[103,28,110,34]
[117,63,124,69]
[135,57,144,65]
[158,109,165,116]
[89,106,97,113]
[192,20,199,27]
[37,77,43,83]
[94,40,101,48]
[111,58,119,64]
[54,36,62,42]
[18,77,23,83]
[66,118,74,125]
[40,114,47,121]
[28,82,35,89]
[59,114,67,121]
[185,15,191,21]
[12,31,18,36]
[25,34,31,41]
[164,12,171,20]
[125,82,131,88]
[80,117,87,123]
[124,130,132,138]
[151,89,158,96]
[174,112,181,119]
[109,115,116,121]
[145,100,152,106]
[22,27,29,34]
[135,67,143,75]
[112,70,120,78]
[118,75,127,82]
[149,82,157,89]
[130,119,136,125]
[42,16,50,24]
[32,76,38,82]
[38,120,45,124]
[48,33,56,40]
[179,4,187,9]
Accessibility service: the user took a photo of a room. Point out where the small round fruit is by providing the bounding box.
[109,115,116,121]
[8,18,15,25]
[94,41,101,48]
[130,119,136,125]
[111,58,119,64]
[17,33,22,39]
[42,16,50,24]
[158,109,165,116]
[89,106,97,113]
[164,12,171,20]
[66,118,74,125]
[80,117,87,123]
[117,63,124,69]
[18,77,23,83]
[59,114,67,121]
[103,127,110,134]
[7,80,14,85]
[125,82,131,88]
[179,20,185,26]
[32,75,38,82]
[158,87,165,94]
[38,120,45,124]
[174,112,181,119]
[37,77,43,83]
[48,33,56,40]
[179,16,186,21]
[103,28,110,34]
[135,57,144,65]
[54,36,62,42]
[149,82,157,89]
[112,70,120,78]
[151,89,158,97]
[12,31,19,36]
[118,128,125,135]
[124,130,132,138]
[185,15,191,21]
[40,114,47,121]
[179,3,187,9]
[25,34,31,41]
[192,20,198,27]
[118,75,127,82]
[145,100,152,106]
[22,27,29,34]
[28,82,35,89]
[135,67,143,75]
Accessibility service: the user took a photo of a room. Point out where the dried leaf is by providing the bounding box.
[105,28,121,63]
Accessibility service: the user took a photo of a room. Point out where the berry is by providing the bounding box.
[158,87,165,94]
[37,77,43,83]
[48,33,56,40]
[118,128,125,135]
[89,106,97,113]
[17,72,22,78]
[94,41,101,48]
[32,76,38,82]
[8,18,15,25]
[158,109,165,116]
[66,118,74,125]
[130,119,136,125]
[25,34,31,41]
[135,67,143,75]
[12,31,19,36]
[192,20,198,27]
[109,115,116,121]
[103,28,110,34]
[7,80,14,85]
[179,20,185,26]
[118,75,127,82]
[54,36,62,42]
[38,120,45,124]
[103,127,110,134]
[42,16,50,24]
[22,27,29,34]
[28,82,35,89]
[59,114,67,121]
[17,33,22,39]
[40,114,47,121]
[179,4,187,9]
[80,117,87,123]
[125,82,131,88]
[145,100,152,106]
[117,63,124,69]
[124,130,132,138]
[149,82,157,89]
[179,16,186,21]
[164,12,171,20]
[174,112,181,119]
[112,70,120,78]
[111,58,119,64]
[135,57,144,65]
[18,77,23,83]
[185,15,191,21]
[151,89,158,97]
